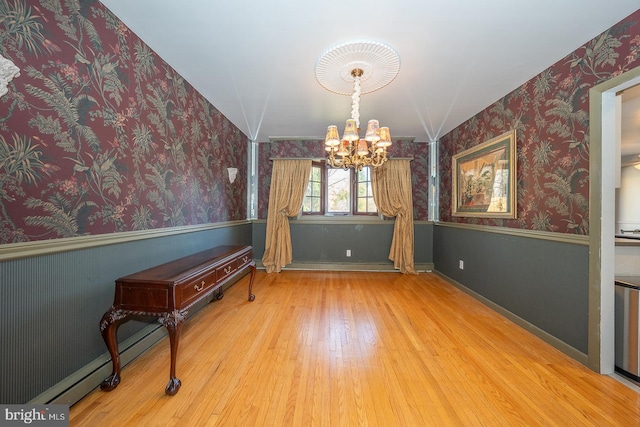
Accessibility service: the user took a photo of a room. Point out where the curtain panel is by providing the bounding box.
[372,159,417,274]
[262,159,312,273]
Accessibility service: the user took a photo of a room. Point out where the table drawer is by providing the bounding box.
[178,271,216,307]
[237,251,252,269]
[216,258,238,282]
[117,284,170,311]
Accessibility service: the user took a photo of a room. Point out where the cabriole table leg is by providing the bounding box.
[247,262,256,301]
[99,307,127,391]
[160,309,186,396]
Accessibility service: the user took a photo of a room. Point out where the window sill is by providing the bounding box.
[291,214,392,224]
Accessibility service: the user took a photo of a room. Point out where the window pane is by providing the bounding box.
[355,166,377,214]
[357,182,368,197]
[327,168,350,213]
[312,182,321,197]
[311,167,322,181]
[303,164,323,213]
[366,197,377,213]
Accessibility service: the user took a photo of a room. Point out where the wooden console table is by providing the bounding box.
[99,245,256,395]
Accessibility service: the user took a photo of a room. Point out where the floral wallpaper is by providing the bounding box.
[440,10,640,234]
[257,138,430,221]
[0,0,248,245]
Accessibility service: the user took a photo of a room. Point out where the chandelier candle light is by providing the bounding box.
[316,41,400,170]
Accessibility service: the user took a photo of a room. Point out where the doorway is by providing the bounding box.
[589,66,640,374]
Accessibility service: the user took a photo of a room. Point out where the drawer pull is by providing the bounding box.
[194,281,205,292]
[242,256,248,263]
[224,266,232,274]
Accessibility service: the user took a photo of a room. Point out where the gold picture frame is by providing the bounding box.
[452,130,517,218]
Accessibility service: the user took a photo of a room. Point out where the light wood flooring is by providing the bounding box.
[70,271,640,426]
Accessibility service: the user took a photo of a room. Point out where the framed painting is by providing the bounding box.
[452,130,517,218]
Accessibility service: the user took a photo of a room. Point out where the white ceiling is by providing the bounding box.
[99,0,639,148]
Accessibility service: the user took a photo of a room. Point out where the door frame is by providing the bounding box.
[588,66,640,373]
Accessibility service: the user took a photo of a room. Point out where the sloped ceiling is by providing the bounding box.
[99,0,639,147]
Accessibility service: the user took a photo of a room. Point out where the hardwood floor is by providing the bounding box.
[70,271,640,426]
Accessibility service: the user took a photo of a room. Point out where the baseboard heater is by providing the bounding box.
[30,275,245,406]
[30,323,167,406]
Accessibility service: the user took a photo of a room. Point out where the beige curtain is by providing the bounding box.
[262,159,312,273]
[372,159,417,274]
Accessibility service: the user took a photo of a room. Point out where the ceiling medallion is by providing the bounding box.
[315,40,400,95]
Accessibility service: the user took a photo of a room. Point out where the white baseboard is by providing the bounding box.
[257,260,434,272]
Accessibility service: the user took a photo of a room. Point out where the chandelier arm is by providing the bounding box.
[328,156,344,169]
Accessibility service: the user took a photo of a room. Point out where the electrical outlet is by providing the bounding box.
[459,260,464,270]
[346,249,351,257]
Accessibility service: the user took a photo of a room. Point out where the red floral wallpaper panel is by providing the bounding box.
[0,0,248,244]
[440,10,640,234]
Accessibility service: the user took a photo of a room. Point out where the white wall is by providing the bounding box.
[616,165,640,234]
[615,164,640,276]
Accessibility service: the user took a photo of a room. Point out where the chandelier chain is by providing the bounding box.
[351,74,361,129]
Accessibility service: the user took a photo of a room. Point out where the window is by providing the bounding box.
[356,167,377,213]
[302,161,377,215]
[327,167,350,213]
[302,162,323,213]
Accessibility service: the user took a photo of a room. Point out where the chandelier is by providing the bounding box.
[324,68,392,170]
[315,41,400,170]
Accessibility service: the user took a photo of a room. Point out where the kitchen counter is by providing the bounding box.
[616,235,640,246]
[615,275,640,288]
